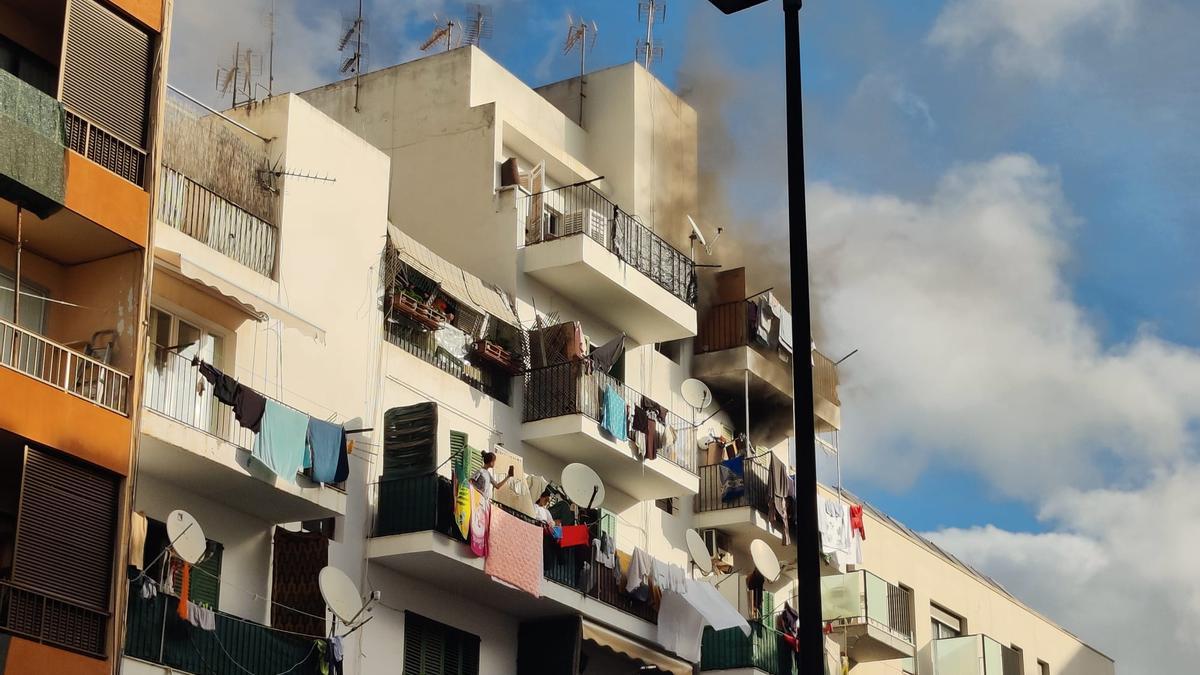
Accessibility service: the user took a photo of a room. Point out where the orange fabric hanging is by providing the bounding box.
[177,563,191,620]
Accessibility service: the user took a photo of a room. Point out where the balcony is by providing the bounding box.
[518,183,696,344]
[692,458,789,552]
[1,317,130,414]
[123,588,320,675]
[934,635,1023,675]
[0,580,108,659]
[0,69,67,216]
[522,359,698,499]
[384,319,513,404]
[821,570,916,663]
[368,473,661,641]
[138,349,346,523]
[700,620,796,675]
[156,87,278,278]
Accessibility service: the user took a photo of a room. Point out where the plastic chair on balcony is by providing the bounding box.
[68,330,117,400]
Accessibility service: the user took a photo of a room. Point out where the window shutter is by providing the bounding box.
[383,403,438,479]
[61,0,151,148]
[405,612,481,675]
[174,540,222,610]
[271,528,329,637]
[12,446,117,611]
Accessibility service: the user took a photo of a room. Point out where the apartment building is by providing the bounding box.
[0,0,169,672]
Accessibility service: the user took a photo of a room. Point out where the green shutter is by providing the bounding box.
[173,539,222,610]
[404,612,481,675]
[762,590,775,622]
[598,509,616,541]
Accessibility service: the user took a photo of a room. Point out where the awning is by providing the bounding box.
[582,620,692,675]
[683,579,751,636]
[386,223,519,327]
[154,248,326,341]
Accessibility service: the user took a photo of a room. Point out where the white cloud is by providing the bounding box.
[928,0,1139,78]
[928,468,1200,671]
[809,154,1200,496]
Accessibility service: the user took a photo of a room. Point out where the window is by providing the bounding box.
[930,603,964,639]
[655,497,679,515]
[1011,644,1026,675]
[140,517,223,610]
[146,307,226,432]
[655,339,685,364]
[0,269,48,333]
[404,611,481,675]
[1038,660,1050,675]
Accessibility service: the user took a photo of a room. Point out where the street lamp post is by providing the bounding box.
[705,1,824,672]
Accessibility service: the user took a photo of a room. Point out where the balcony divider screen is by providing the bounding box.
[270,528,328,638]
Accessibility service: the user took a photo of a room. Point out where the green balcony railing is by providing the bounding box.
[701,620,797,674]
[934,634,1022,675]
[821,569,915,644]
[0,69,66,216]
[124,586,322,675]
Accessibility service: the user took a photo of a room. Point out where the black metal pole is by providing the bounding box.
[783,0,825,672]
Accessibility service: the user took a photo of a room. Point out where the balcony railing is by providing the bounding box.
[0,69,67,209]
[0,580,109,658]
[522,359,697,473]
[696,300,749,354]
[143,348,345,489]
[821,570,914,644]
[934,635,1022,675]
[158,167,278,277]
[370,473,659,624]
[65,109,145,186]
[124,585,321,675]
[813,350,839,406]
[384,318,512,403]
[0,316,130,415]
[694,456,770,515]
[701,620,796,675]
[519,183,696,306]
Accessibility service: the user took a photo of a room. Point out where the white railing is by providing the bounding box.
[0,317,130,415]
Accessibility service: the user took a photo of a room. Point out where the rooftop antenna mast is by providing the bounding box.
[216,42,261,108]
[421,14,459,53]
[338,0,369,112]
[267,0,275,97]
[462,4,493,47]
[636,0,666,70]
[563,16,598,125]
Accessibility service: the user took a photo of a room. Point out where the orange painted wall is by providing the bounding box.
[103,0,162,32]
[3,636,109,675]
[63,152,150,250]
[0,368,132,475]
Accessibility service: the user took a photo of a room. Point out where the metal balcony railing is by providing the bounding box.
[934,635,1023,675]
[384,318,512,404]
[158,167,278,278]
[0,317,130,415]
[694,456,771,515]
[522,359,697,473]
[518,183,696,306]
[700,620,797,674]
[0,580,109,658]
[124,584,321,675]
[821,570,915,644]
[65,109,145,186]
[369,473,658,624]
[813,349,840,406]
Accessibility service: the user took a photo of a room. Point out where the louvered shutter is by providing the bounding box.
[12,446,118,611]
[173,539,222,609]
[61,0,151,148]
[405,612,481,675]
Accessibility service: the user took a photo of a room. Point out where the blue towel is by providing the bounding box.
[252,399,309,482]
[719,457,746,501]
[601,385,627,441]
[306,418,349,484]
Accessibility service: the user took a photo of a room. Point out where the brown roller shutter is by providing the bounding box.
[61,0,151,148]
[12,446,119,612]
[270,528,328,637]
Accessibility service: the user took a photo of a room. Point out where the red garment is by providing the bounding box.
[558,524,589,547]
[850,504,866,540]
[177,562,192,620]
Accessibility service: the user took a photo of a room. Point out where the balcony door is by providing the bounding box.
[146,307,225,436]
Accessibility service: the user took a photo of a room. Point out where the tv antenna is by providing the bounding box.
[338,0,369,112]
[421,14,459,52]
[462,4,493,47]
[215,42,262,108]
[636,0,666,70]
[563,16,598,125]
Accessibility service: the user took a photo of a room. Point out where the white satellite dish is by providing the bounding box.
[319,566,364,625]
[166,510,206,565]
[680,378,713,411]
[685,528,713,575]
[687,215,707,248]
[561,463,605,509]
[750,539,782,583]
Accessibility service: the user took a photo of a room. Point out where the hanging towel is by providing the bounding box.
[601,385,628,441]
[559,524,589,548]
[719,458,746,502]
[196,359,238,405]
[645,418,658,460]
[593,534,615,569]
[253,400,310,481]
[306,418,349,484]
[768,454,790,546]
[187,602,216,631]
[233,385,267,432]
[469,487,490,557]
[177,563,191,620]
[590,334,626,373]
[777,306,793,353]
[484,504,543,597]
[850,504,866,540]
[129,511,147,571]
[657,589,706,662]
[625,547,654,594]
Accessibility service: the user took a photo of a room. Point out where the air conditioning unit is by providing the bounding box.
[562,208,609,244]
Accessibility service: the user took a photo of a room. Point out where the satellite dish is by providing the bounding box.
[685,528,713,575]
[561,463,605,509]
[750,539,782,582]
[687,215,707,248]
[319,566,364,625]
[680,378,713,411]
[166,510,206,565]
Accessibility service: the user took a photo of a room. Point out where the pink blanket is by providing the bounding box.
[484,505,543,598]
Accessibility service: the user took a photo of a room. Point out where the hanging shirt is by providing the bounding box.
[533,503,555,526]
[252,400,310,482]
[233,385,267,432]
[471,467,500,502]
[306,418,349,484]
[196,359,238,405]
